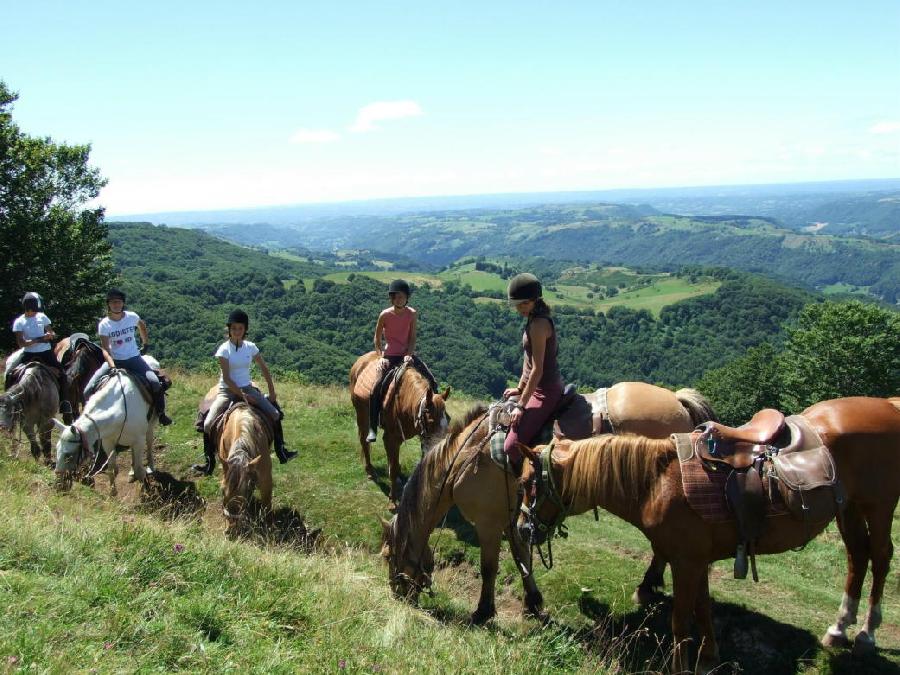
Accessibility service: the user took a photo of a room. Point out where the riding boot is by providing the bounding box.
[734,543,749,580]
[273,419,297,464]
[367,394,380,443]
[192,433,216,476]
[154,390,172,426]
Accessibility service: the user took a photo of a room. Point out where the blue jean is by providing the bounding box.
[203,384,279,434]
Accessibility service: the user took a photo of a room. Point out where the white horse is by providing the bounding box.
[53,368,156,495]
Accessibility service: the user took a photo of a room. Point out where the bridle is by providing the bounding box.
[519,441,573,569]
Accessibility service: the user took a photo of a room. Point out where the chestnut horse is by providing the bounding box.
[379,383,717,623]
[219,403,274,537]
[381,404,544,623]
[350,351,451,509]
[518,397,900,673]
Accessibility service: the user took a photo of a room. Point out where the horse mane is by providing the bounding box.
[224,406,269,497]
[674,388,719,426]
[394,404,489,548]
[560,434,676,506]
[394,367,432,415]
[3,366,54,404]
[67,344,101,381]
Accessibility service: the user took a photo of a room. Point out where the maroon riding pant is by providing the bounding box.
[504,384,563,464]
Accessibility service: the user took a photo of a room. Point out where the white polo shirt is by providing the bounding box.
[215,340,259,388]
[12,313,52,353]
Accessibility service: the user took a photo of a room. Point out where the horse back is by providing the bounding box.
[608,382,694,437]
[802,397,900,499]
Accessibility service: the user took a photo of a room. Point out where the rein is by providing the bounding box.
[521,441,574,570]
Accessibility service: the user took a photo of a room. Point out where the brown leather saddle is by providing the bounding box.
[695,408,786,469]
[195,387,275,446]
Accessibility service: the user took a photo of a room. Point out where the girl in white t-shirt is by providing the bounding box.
[7,291,73,420]
[192,309,296,475]
[82,289,171,425]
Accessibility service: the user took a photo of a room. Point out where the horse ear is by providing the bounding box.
[517,442,539,461]
[378,516,393,546]
[441,386,451,401]
[51,418,67,432]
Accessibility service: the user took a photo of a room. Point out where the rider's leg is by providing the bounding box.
[246,388,296,464]
[119,355,171,426]
[503,386,562,476]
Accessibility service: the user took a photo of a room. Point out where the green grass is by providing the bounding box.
[1,372,896,673]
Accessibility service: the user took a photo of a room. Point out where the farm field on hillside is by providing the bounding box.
[0,372,896,673]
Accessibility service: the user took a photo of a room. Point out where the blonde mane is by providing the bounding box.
[560,434,676,506]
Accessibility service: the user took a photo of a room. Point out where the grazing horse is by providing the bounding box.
[517,397,900,673]
[218,403,274,537]
[52,370,156,496]
[381,405,544,623]
[350,351,451,509]
[55,334,103,416]
[0,364,59,461]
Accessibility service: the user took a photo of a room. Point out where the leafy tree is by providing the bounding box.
[697,343,784,426]
[0,81,113,347]
[780,301,900,411]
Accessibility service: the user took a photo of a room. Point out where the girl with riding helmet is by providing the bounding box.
[502,273,564,475]
[8,292,73,421]
[83,288,172,425]
[192,309,296,475]
[366,278,427,443]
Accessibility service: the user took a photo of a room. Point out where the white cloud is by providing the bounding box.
[289,128,341,144]
[869,121,900,134]
[349,100,423,133]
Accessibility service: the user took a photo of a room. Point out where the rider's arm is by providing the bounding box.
[137,319,149,346]
[406,310,417,356]
[373,314,385,356]
[219,357,244,398]
[254,353,277,402]
[99,336,116,368]
[13,331,40,349]
[518,318,549,408]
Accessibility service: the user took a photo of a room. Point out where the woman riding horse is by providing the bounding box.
[192,309,296,475]
[503,273,564,476]
[8,291,73,422]
[83,289,171,426]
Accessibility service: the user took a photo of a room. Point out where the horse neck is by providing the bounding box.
[68,348,99,383]
[81,374,138,429]
[396,414,487,552]
[235,409,266,459]
[559,435,674,526]
[4,368,51,408]
[395,370,429,425]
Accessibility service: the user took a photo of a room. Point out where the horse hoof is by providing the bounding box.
[851,632,876,657]
[632,586,665,607]
[821,631,851,649]
[470,609,495,626]
[365,465,376,479]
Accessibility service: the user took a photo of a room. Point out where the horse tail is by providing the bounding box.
[675,388,718,426]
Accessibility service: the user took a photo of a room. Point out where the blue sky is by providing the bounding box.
[3,1,899,214]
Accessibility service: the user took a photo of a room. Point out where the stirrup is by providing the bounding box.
[734,543,749,579]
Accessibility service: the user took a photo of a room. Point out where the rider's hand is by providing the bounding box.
[510,406,524,427]
[503,387,520,400]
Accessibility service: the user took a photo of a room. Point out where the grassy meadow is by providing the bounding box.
[0,370,898,673]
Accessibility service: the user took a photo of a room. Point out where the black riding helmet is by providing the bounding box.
[388,279,411,298]
[507,273,542,303]
[227,309,249,330]
[21,291,43,312]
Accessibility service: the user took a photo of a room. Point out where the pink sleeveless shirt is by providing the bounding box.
[381,307,415,356]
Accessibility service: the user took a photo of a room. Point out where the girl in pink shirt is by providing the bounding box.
[367,279,417,442]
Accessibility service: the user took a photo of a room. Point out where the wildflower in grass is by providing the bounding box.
[104,642,113,650]
[173,543,185,554]
[8,655,18,665]
[338,659,346,669]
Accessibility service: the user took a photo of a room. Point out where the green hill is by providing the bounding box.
[105,224,814,397]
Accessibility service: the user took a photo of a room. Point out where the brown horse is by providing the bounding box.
[219,403,274,537]
[0,364,59,461]
[55,335,103,416]
[518,397,900,673]
[381,404,544,623]
[350,351,451,509]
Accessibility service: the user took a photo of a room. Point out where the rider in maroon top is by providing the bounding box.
[503,273,564,475]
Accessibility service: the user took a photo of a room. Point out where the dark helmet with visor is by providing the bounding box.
[227,309,249,330]
[388,279,411,297]
[507,273,542,303]
[21,291,43,312]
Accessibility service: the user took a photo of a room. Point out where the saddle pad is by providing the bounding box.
[353,359,384,400]
[675,433,789,524]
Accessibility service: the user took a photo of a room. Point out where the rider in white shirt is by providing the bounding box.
[82,289,171,425]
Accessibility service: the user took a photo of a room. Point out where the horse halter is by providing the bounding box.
[519,442,571,565]
[388,521,435,598]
